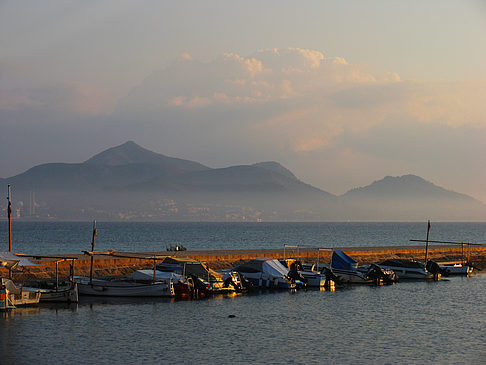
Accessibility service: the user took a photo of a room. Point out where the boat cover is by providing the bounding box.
[128,270,184,283]
[159,257,224,281]
[235,259,289,277]
[379,259,425,269]
[0,251,38,267]
[331,250,358,271]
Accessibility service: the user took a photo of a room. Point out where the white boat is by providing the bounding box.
[74,276,175,297]
[330,250,397,284]
[1,278,41,310]
[439,263,474,276]
[280,259,327,287]
[378,259,434,280]
[233,258,300,289]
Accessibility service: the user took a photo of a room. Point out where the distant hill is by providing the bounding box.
[1,143,485,221]
[85,140,210,172]
[341,175,486,221]
[343,175,476,201]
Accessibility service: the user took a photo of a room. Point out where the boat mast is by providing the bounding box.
[424,220,431,265]
[89,220,97,285]
[7,184,12,252]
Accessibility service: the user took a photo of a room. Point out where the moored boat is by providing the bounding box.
[377,259,433,280]
[330,250,396,284]
[438,262,474,276]
[233,258,302,289]
[157,257,246,295]
[74,276,175,297]
[1,278,41,310]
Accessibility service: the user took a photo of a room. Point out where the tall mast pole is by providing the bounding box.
[7,185,12,252]
[424,220,431,265]
[89,220,97,285]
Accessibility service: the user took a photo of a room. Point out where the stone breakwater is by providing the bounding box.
[3,244,486,281]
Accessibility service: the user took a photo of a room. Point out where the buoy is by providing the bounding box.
[228,314,236,318]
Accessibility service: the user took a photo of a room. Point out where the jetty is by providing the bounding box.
[3,244,486,281]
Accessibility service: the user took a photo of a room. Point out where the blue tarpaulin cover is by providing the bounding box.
[331,250,358,270]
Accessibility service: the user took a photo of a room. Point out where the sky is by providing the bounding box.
[1,0,486,203]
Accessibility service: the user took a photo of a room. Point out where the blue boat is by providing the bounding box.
[330,250,396,284]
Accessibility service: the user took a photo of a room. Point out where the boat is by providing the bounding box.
[280,258,326,287]
[33,283,79,303]
[378,259,433,280]
[128,269,194,297]
[157,257,247,295]
[76,221,175,297]
[74,276,175,297]
[233,258,303,289]
[19,255,80,303]
[438,262,474,276]
[1,278,41,310]
[330,250,397,284]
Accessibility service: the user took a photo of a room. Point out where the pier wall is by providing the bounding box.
[3,245,486,281]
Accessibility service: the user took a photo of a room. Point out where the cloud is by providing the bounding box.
[2,47,485,201]
[0,81,116,120]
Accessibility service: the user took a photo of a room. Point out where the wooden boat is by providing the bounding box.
[33,283,79,303]
[75,276,175,297]
[1,278,41,310]
[77,221,175,297]
[128,269,193,297]
[19,255,80,303]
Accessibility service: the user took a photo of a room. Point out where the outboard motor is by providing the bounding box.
[190,274,211,298]
[426,260,446,280]
[367,264,397,285]
[322,267,339,289]
[287,262,305,283]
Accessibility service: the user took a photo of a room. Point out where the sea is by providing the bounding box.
[1,221,485,364]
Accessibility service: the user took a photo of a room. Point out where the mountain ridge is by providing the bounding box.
[1,141,485,221]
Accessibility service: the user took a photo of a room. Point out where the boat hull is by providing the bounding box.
[38,284,79,303]
[378,266,432,280]
[75,277,175,297]
[440,264,473,276]
[238,273,296,289]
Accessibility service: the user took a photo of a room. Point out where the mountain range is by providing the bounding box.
[1,141,485,221]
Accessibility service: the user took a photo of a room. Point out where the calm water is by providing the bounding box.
[1,221,486,254]
[1,276,485,364]
[1,222,485,364]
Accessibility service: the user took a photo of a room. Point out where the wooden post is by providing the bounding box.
[89,220,97,285]
[424,220,431,265]
[153,258,156,283]
[7,185,12,253]
[55,261,59,291]
[70,260,75,286]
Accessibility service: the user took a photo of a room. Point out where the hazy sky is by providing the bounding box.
[1,1,486,202]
